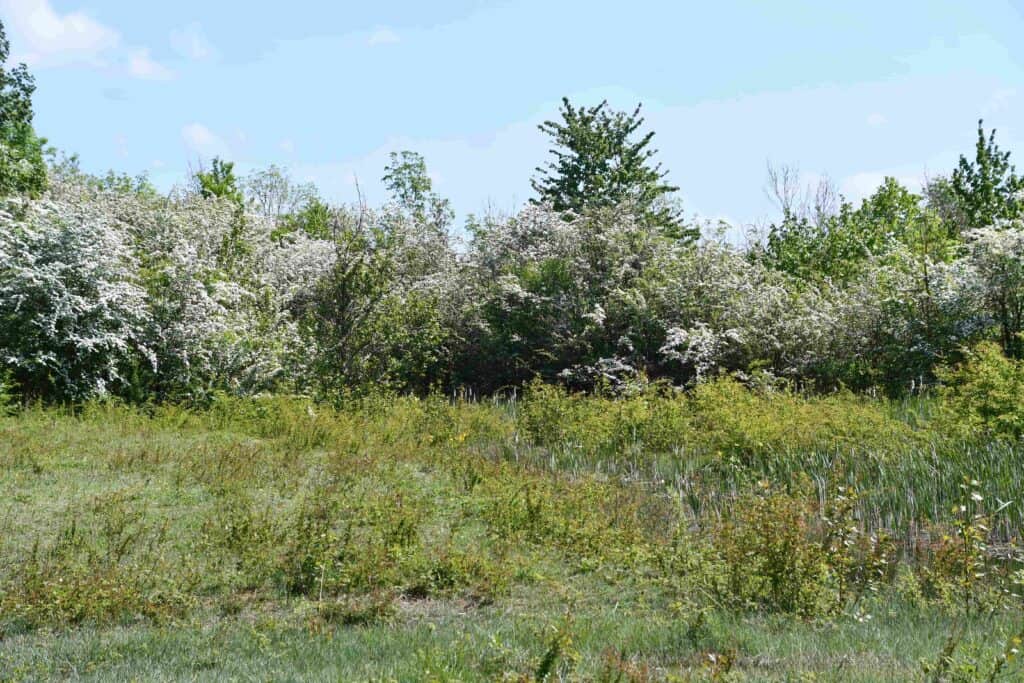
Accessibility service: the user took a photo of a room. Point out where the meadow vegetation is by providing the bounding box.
[3,379,1024,680]
[3,15,1024,681]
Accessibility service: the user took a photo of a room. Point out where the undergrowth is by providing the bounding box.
[1,384,1023,680]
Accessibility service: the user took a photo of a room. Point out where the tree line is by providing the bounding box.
[1,19,1023,404]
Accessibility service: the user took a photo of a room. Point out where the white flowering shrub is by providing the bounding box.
[647,240,835,384]
[0,189,150,399]
[129,187,336,400]
[964,224,1024,358]
[2,161,1021,403]
[826,247,985,391]
[457,204,836,391]
[456,204,658,390]
[0,171,337,402]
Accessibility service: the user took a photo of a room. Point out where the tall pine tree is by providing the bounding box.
[531,97,694,241]
[951,119,1023,230]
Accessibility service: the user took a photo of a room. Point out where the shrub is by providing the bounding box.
[518,377,922,464]
[710,482,893,616]
[0,190,152,400]
[688,377,922,458]
[937,341,1024,441]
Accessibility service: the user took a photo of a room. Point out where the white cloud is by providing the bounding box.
[128,49,175,80]
[279,139,296,154]
[0,0,173,79]
[866,112,887,127]
[170,22,213,60]
[367,27,400,46]
[182,123,230,159]
[0,0,119,67]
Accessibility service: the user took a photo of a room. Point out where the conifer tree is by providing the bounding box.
[951,120,1023,230]
[532,97,694,241]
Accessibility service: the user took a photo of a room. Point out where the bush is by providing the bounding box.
[937,341,1024,441]
[518,377,922,463]
[711,483,893,616]
[0,190,151,400]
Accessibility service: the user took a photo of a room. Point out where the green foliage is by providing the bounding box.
[0,371,16,415]
[713,485,835,615]
[2,396,1024,678]
[1,490,192,632]
[195,157,242,203]
[274,195,333,240]
[300,219,449,396]
[925,175,971,239]
[0,19,47,197]
[937,342,1024,441]
[382,150,454,230]
[951,120,1023,231]
[531,98,694,241]
[192,158,256,275]
[762,177,950,281]
[917,479,1006,614]
[519,377,921,464]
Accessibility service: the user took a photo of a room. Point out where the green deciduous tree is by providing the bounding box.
[0,19,47,197]
[382,150,453,231]
[531,98,695,241]
[277,196,333,241]
[761,177,948,282]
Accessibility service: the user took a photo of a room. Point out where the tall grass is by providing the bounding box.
[1,385,1023,680]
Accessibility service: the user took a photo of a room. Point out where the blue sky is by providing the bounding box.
[3,0,1023,230]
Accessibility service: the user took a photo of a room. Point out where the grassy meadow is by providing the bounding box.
[2,382,1023,681]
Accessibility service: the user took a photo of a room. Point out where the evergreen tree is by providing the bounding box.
[195,157,243,203]
[531,97,694,241]
[951,120,1023,230]
[0,19,47,197]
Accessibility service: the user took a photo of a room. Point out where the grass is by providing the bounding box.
[3,602,1019,681]
[1,388,1023,681]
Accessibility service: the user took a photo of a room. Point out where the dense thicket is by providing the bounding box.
[1,31,1023,404]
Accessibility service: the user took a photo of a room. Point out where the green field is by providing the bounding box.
[2,388,1023,681]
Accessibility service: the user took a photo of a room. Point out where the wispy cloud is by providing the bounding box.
[102,87,129,101]
[128,49,175,80]
[114,133,129,158]
[170,22,214,61]
[984,88,1017,115]
[0,0,119,67]
[367,27,400,46]
[182,123,230,159]
[866,112,887,127]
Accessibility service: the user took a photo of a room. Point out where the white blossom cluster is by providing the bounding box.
[0,174,336,400]
[459,203,1021,392]
[3,173,1024,400]
[0,190,150,398]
